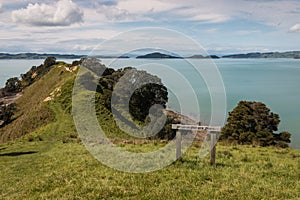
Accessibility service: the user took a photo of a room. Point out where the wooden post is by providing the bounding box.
[171,124,221,163]
[210,132,217,165]
[176,131,182,160]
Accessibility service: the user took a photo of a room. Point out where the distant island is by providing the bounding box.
[0,53,85,60]
[136,52,221,59]
[222,51,300,59]
[188,55,220,59]
[0,53,131,60]
[136,52,183,59]
[135,51,300,59]
[1,51,300,60]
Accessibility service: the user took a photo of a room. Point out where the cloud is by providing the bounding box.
[0,3,3,13]
[289,24,300,32]
[171,3,232,23]
[236,30,261,35]
[94,0,183,22]
[117,0,180,14]
[95,0,231,23]
[12,0,83,26]
[186,13,230,23]
[97,5,135,21]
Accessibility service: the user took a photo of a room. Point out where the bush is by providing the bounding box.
[4,77,22,93]
[275,141,289,148]
[44,57,56,68]
[221,101,291,147]
[0,103,16,126]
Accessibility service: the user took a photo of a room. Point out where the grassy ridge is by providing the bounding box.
[0,64,78,143]
[0,61,147,143]
[0,63,299,199]
[0,141,299,199]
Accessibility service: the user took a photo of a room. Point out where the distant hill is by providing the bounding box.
[222,51,300,59]
[0,53,86,60]
[136,52,183,59]
[91,55,130,59]
[136,51,300,59]
[0,53,132,59]
[188,55,220,59]
[2,51,300,60]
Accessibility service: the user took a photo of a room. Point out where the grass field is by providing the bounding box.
[0,139,299,199]
[0,62,299,199]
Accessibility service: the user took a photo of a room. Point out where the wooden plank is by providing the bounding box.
[172,124,221,164]
[210,132,217,165]
[176,131,182,160]
[171,124,221,132]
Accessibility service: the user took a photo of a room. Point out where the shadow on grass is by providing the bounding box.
[0,151,38,157]
[0,147,7,151]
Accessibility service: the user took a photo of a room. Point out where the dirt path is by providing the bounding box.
[0,93,22,105]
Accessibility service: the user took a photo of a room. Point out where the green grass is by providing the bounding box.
[0,140,299,199]
[0,64,76,142]
[0,64,299,199]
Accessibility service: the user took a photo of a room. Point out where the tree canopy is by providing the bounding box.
[0,103,16,127]
[95,66,168,122]
[221,101,291,147]
[4,77,22,93]
[43,57,56,68]
[80,59,173,139]
[20,57,58,88]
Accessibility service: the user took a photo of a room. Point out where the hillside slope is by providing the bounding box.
[0,140,299,199]
[0,63,77,143]
[0,61,299,199]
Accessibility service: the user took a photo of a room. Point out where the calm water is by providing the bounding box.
[0,58,299,149]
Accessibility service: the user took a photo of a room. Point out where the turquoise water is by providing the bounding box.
[0,59,76,86]
[0,60,45,86]
[0,58,299,149]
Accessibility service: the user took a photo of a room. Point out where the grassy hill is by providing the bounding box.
[0,140,299,199]
[0,61,299,199]
[0,63,77,142]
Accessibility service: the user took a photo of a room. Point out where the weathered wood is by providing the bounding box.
[210,132,217,165]
[172,124,221,165]
[171,124,221,132]
[176,131,182,160]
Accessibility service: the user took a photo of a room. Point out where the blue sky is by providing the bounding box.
[0,0,300,55]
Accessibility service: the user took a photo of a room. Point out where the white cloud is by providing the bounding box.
[171,2,232,23]
[12,0,84,26]
[236,30,261,35]
[97,5,135,21]
[95,0,231,23]
[117,0,180,14]
[289,24,300,32]
[0,3,3,13]
[95,0,168,22]
[187,13,230,23]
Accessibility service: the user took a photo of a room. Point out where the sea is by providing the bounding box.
[0,58,299,149]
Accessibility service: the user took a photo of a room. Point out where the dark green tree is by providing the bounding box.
[4,77,22,93]
[21,66,37,86]
[0,103,16,126]
[275,131,291,143]
[221,101,291,147]
[81,58,170,138]
[129,83,168,122]
[107,68,168,122]
[43,57,56,68]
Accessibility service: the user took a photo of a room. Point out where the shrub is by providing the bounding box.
[221,101,291,147]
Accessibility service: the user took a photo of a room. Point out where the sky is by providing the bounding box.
[1,0,300,55]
